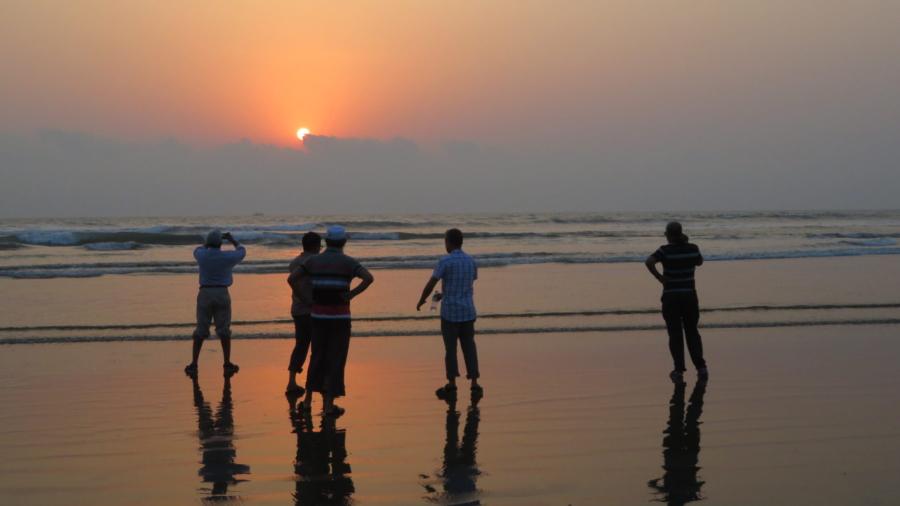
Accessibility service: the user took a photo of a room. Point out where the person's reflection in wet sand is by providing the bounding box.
[287,394,355,505]
[648,378,707,505]
[420,394,483,505]
[190,371,250,503]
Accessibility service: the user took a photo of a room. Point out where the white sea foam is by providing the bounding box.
[2,246,900,278]
[348,232,402,240]
[838,238,897,247]
[84,241,141,251]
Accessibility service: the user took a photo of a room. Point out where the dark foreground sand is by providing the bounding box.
[1,325,899,505]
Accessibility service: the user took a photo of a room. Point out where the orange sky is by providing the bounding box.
[3,1,898,148]
[2,2,900,215]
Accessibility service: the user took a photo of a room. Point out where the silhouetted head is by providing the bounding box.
[302,231,322,253]
[205,230,223,248]
[325,225,347,249]
[445,228,463,253]
[665,222,689,244]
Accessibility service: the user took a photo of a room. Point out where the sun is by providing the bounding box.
[296,128,310,140]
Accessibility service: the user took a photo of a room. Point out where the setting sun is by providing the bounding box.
[296,128,310,140]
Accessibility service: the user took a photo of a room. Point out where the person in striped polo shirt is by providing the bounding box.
[288,225,374,417]
[645,222,709,380]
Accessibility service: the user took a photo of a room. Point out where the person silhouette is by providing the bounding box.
[648,378,707,505]
[190,372,250,502]
[288,397,355,505]
[420,395,483,505]
[645,222,709,381]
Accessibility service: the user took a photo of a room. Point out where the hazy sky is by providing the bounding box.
[1,1,899,217]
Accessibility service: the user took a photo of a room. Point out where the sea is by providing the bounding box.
[1,210,899,344]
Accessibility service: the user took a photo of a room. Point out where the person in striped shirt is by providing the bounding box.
[288,225,374,417]
[645,222,709,380]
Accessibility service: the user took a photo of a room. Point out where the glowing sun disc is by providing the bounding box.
[296,128,310,140]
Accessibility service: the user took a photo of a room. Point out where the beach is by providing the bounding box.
[2,325,899,506]
[2,211,900,505]
[5,0,900,502]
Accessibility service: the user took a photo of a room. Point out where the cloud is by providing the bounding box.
[0,128,898,218]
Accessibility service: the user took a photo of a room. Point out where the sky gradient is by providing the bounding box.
[2,1,899,217]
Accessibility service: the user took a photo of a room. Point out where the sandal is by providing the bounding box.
[184,364,198,375]
[325,405,345,418]
[223,363,240,373]
[435,385,458,399]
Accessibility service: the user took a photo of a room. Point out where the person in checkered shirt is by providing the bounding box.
[417,229,482,399]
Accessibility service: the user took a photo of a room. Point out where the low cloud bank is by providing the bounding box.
[0,129,898,217]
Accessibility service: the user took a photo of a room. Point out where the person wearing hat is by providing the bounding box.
[645,222,709,380]
[185,230,246,375]
[288,225,374,417]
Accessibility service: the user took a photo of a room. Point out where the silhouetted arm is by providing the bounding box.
[341,268,374,302]
[696,253,704,267]
[645,256,669,285]
[221,233,246,263]
[417,277,440,311]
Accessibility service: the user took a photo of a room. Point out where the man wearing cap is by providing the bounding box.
[645,222,709,381]
[288,225,374,416]
[185,230,246,375]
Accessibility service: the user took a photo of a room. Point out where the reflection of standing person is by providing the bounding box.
[420,396,483,505]
[191,372,250,501]
[645,222,708,380]
[285,232,321,395]
[288,225,374,416]
[289,409,355,505]
[416,229,482,398]
[648,378,707,505]
[186,230,246,375]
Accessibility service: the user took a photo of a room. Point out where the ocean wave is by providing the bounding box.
[348,232,403,240]
[7,222,896,249]
[0,223,318,247]
[6,230,203,247]
[84,241,143,251]
[809,232,888,239]
[320,219,447,229]
[3,318,898,345]
[837,238,897,247]
[0,228,656,247]
[2,246,900,278]
[165,222,317,234]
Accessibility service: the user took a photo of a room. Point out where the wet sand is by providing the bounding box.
[1,324,899,505]
[3,256,900,343]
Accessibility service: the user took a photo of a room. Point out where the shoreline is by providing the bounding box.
[3,319,900,345]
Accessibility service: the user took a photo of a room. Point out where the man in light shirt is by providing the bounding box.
[185,230,246,375]
[417,228,482,399]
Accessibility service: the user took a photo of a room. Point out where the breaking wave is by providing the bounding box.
[2,246,900,278]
